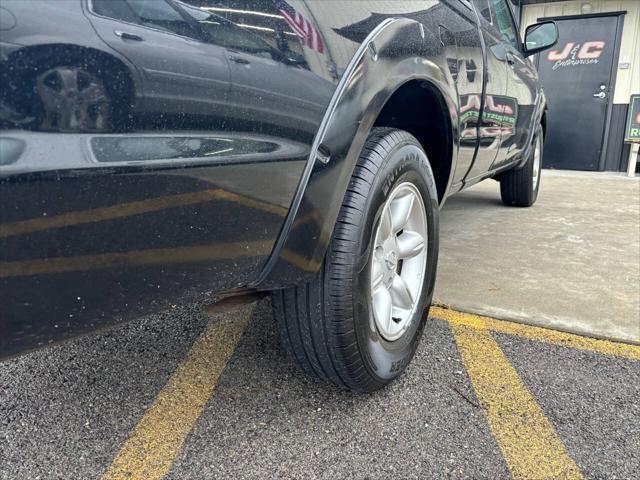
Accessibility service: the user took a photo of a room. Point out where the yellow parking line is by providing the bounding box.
[0,188,286,239]
[102,303,253,480]
[0,190,220,238]
[452,323,583,480]
[280,248,322,272]
[432,307,640,360]
[0,241,273,278]
[292,210,322,229]
[213,189,287,217]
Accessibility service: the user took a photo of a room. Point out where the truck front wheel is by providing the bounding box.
[271,128,439,392]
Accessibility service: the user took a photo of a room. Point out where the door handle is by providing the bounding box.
[228,55,250,65]
[114,30,143,41]
[593,91,606,99]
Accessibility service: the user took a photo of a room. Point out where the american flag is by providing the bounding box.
[275,0,324,54]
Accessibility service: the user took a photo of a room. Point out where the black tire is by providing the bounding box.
[272,128,439,392]
[500,125,544,207]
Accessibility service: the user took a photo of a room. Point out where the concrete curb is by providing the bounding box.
[432,300,640,346]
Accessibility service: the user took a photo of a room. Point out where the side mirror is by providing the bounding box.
[523,21,558,57]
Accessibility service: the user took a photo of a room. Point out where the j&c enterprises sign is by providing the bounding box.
[546,41,605,70]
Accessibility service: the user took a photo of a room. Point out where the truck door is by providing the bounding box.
[466,0,511,182]
[0,0,317,356]
[432,0,484,189]
[489,0,536,169]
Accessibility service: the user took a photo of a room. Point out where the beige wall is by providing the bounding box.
[521,0,640,104]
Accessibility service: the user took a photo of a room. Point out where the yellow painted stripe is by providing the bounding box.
[0,190,220,238]
[102,303,253,480]
[0,188,286,239]
[280,248,322,272]
[292,210,322,229]
[0,240,272,278]
[432,306,640,361]
[452,323,583,480]
[213,189,286,217]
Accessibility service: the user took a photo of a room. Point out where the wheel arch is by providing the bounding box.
[515,93,548,169]
[373,79,454,204]
[256,18,458,290]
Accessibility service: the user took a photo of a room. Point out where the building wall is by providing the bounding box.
[521,0,639,105]
[521,0,639,171]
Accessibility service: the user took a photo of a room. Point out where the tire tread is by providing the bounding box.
[272,128,423,391]
[500,125,543,207]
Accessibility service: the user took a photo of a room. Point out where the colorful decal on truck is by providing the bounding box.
[459,94,518,140]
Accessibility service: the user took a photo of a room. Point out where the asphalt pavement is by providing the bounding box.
[1,299,638,479]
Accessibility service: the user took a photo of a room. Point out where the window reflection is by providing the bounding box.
[198,2,309,62]
[90,135,280,163]
[93,0,203,39]
[0,0,333,139]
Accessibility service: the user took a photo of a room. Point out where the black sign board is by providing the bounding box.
[625,95,640,143]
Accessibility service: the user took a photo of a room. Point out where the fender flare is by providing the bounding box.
[255,17,458,289]
[515,90,547,169]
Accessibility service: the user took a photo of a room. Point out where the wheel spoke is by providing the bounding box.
[82,84,107,104]
[372,260,384,289]
[390,274,413,310]
[396,230,425,259]
[378,206,393,240]
[372,284,392,332]
[385,307,396,333]
[390,191,415,233]
[59,68,79,95]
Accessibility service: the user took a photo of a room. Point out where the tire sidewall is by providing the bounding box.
[532,125,543,201]
[351,137,439,382]
[522,125,544,204]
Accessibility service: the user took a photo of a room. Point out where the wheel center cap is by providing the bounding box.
[385,251,398,271]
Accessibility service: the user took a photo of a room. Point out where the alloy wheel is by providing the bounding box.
[36,66,110,131]
[532,134,542,191]
[370,182,428,341]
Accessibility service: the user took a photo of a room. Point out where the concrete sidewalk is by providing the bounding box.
[435,170,640,344]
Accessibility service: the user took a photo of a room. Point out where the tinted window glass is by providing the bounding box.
[129,0,201,38]
[202,20,275,56]
[92,0,137,23]
[177,4,274,55]
[92,0,202,40]
[202,2,306,61]
[491,0,519,47]
[472,0,494,24]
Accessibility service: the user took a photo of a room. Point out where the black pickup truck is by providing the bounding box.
[0,0,557,391]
